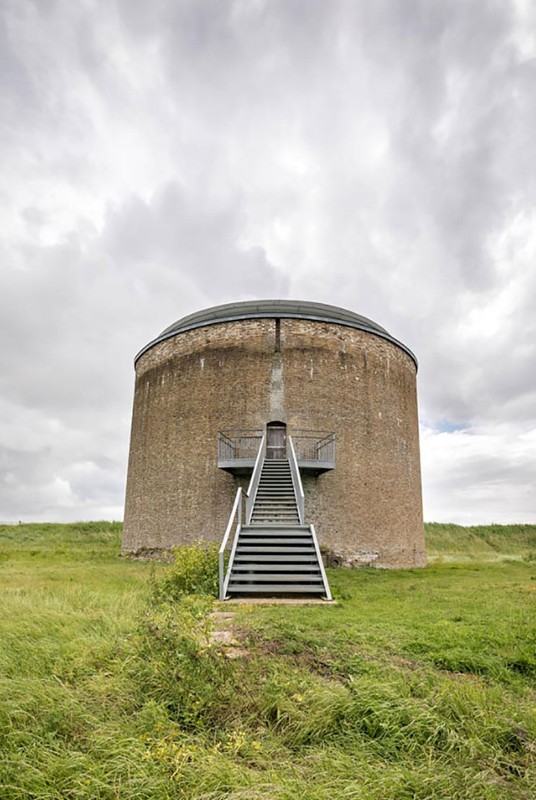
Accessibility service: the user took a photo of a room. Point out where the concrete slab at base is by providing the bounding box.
[218,598,337,606]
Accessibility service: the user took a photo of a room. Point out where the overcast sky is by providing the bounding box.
[1,0,535,525]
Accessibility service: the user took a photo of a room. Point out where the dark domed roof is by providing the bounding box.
[135,299,417,367]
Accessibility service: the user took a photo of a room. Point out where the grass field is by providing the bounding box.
[0,521,535,799]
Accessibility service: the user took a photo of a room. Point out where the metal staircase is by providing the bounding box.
[250,460,300,525]
[220,448,332,599]
[226,523,327,595]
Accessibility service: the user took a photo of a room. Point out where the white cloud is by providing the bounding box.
[421,423,536,524]
[0,0,535,523]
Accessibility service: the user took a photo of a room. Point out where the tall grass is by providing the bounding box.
[425,521,536,560]
[0,522,534,799]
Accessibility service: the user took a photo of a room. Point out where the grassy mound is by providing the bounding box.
[425,522,536,561]
[0,522,534,799]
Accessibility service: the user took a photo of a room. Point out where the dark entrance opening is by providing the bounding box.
[266,421,286,459]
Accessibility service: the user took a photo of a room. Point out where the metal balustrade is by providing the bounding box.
[285,430,336,469]
[218,428,335,471]
[217,429,263,468]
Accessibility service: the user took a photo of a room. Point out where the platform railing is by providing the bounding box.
[218,428,335,468]
[218,429,263,464]
[289,430,336,466]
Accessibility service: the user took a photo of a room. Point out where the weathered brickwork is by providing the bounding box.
[123,314,426,568]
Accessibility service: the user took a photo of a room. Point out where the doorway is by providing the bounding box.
[266,421,287,459]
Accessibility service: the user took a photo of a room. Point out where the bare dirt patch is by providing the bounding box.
[209,611,248,659]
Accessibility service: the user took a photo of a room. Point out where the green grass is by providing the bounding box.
[425,522,536,561]
[0,522,535,799]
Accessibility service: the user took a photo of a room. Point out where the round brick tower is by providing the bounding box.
[122,300,426,568]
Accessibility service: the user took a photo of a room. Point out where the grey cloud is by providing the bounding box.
[0,12,37,120]
[0,0,535,523]
[421,424,536,524]
[102,182,289,298]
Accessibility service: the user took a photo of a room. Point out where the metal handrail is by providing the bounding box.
[219,428,263,436]
[288,436,305,525]
[291,428,333,436]
[310,523,332,601]
[218,428,335,466]
[291,431,336,464]
[245,435,266,524]
[218,487,242,600]
[316,431,336,462]
[218,430,263,463]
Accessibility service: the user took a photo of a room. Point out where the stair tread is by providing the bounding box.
[241,532,310,537]
[252,510,298,514]
[252,510,298,513]
[234,555,317,562]
[243,525,310,530]
[239,538,312,545]
[237,547,315,554]
[230,574,322,582]
[227,584,326,593]
[255,490,295,494]
[254,495,296,499]
[241,531,310,536]
[253,502,297,506]
[232,564,320,572]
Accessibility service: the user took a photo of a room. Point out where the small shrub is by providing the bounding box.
[152,543,219,602]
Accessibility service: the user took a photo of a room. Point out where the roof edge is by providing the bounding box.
[135,306,418,369]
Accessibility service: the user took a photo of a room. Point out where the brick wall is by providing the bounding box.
[122,317,425,567]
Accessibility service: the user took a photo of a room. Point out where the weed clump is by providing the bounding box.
[151,543,219,602]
